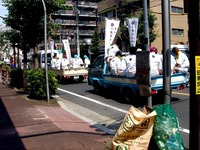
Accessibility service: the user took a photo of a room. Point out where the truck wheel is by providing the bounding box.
[123,89,134,103]
[78,76,84,82]
[93,82,102,94]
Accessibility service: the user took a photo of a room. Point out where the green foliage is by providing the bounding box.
[5,0,67,50]
[118,10,157,49]
[10,68,24,89]
[89,29,101,62]
[137,10,157,47]
[5,0,69,87]
[26,68,59,99]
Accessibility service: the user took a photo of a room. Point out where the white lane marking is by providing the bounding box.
[58,88,127,114]
[58,88,190,134]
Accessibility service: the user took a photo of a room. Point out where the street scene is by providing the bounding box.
[0,0,199,150]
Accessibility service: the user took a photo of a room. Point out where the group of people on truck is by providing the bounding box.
[51,54,90,70]
[106,44,190,78]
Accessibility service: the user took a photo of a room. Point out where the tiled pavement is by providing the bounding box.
[0,82,113,150]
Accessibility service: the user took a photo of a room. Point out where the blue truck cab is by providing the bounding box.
[88,54,187,102]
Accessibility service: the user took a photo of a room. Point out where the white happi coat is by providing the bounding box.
[125,54,136,77]
[51,58,57,69]
[160,54,176,74]
[61,58,69,70]
[55,59,61,70]
[84,58,91,67]
[71,58,80,69]
[150,52,162,77]
[110,56,126,76]
[175,51,190,73]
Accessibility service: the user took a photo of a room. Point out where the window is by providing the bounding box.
[171,6,184,13]
[172,28,184,36]
[92,56,104,68]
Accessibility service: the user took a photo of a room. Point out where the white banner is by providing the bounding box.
[105,18,120,57]
[62,39,71,62]
[127,18,139,47]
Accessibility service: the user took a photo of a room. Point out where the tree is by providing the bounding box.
[4,0,69,88]
[137,10,157,48]
[89,29,101,62]
[4,29,21,67]
[117,9,157,50]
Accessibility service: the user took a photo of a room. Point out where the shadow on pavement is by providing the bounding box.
[0,99,25,150]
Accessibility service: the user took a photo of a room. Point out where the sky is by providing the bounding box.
[0,2,8,26]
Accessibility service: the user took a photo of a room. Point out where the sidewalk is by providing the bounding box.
[0,82,113,150]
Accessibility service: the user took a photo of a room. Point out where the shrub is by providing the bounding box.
[26,68,59,99]
[10,68,24,89]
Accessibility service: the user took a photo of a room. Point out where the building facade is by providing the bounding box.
[51,0,99,55]
[150,0,188,52]
[98,0,188,54]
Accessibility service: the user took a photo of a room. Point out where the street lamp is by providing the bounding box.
[41,0,50,102]
[75,5,80,57]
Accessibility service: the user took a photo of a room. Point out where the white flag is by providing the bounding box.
[62,39,72,62]
[105,18,120,57]
[127,18,139,47]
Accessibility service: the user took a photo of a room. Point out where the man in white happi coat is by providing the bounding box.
[110,51,126,76]
[51,55,57,69]
[172,47,190,73]
[160,50,176,74]
[71,54,82,69]
[150,46,162,77]
[55,56,61,70]
[125,47,137,77]
[83,55,90,68]
[61,55,70,70]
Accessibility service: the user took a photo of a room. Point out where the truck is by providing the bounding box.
[88,54,187,103]
[37,50,88,83]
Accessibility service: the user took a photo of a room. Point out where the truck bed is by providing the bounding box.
[52,68,88,78]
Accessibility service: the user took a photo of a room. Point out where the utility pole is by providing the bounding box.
[188,0,200,149]
[142,0,151,107]
[161,0,171,104]
[41,0,50,102]
[75,0,80,57]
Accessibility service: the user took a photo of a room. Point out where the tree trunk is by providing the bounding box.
[13,44,16,68]
[34,47,39,69]
[23,50,28,89]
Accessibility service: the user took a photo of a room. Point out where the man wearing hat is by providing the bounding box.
[71,54,83,69]
[150,46,162,77]
[83,55,90,68]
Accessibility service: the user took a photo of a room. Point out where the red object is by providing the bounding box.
[150,46,157,53]
[151,89,158,95]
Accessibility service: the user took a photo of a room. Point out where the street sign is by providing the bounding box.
[136,51,150,96]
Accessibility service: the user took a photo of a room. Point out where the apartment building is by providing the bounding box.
[51,0,99,54]
[150,0,188,52]
[98,0,188,53]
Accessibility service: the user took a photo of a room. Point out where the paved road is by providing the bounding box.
[57,80,190,149]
